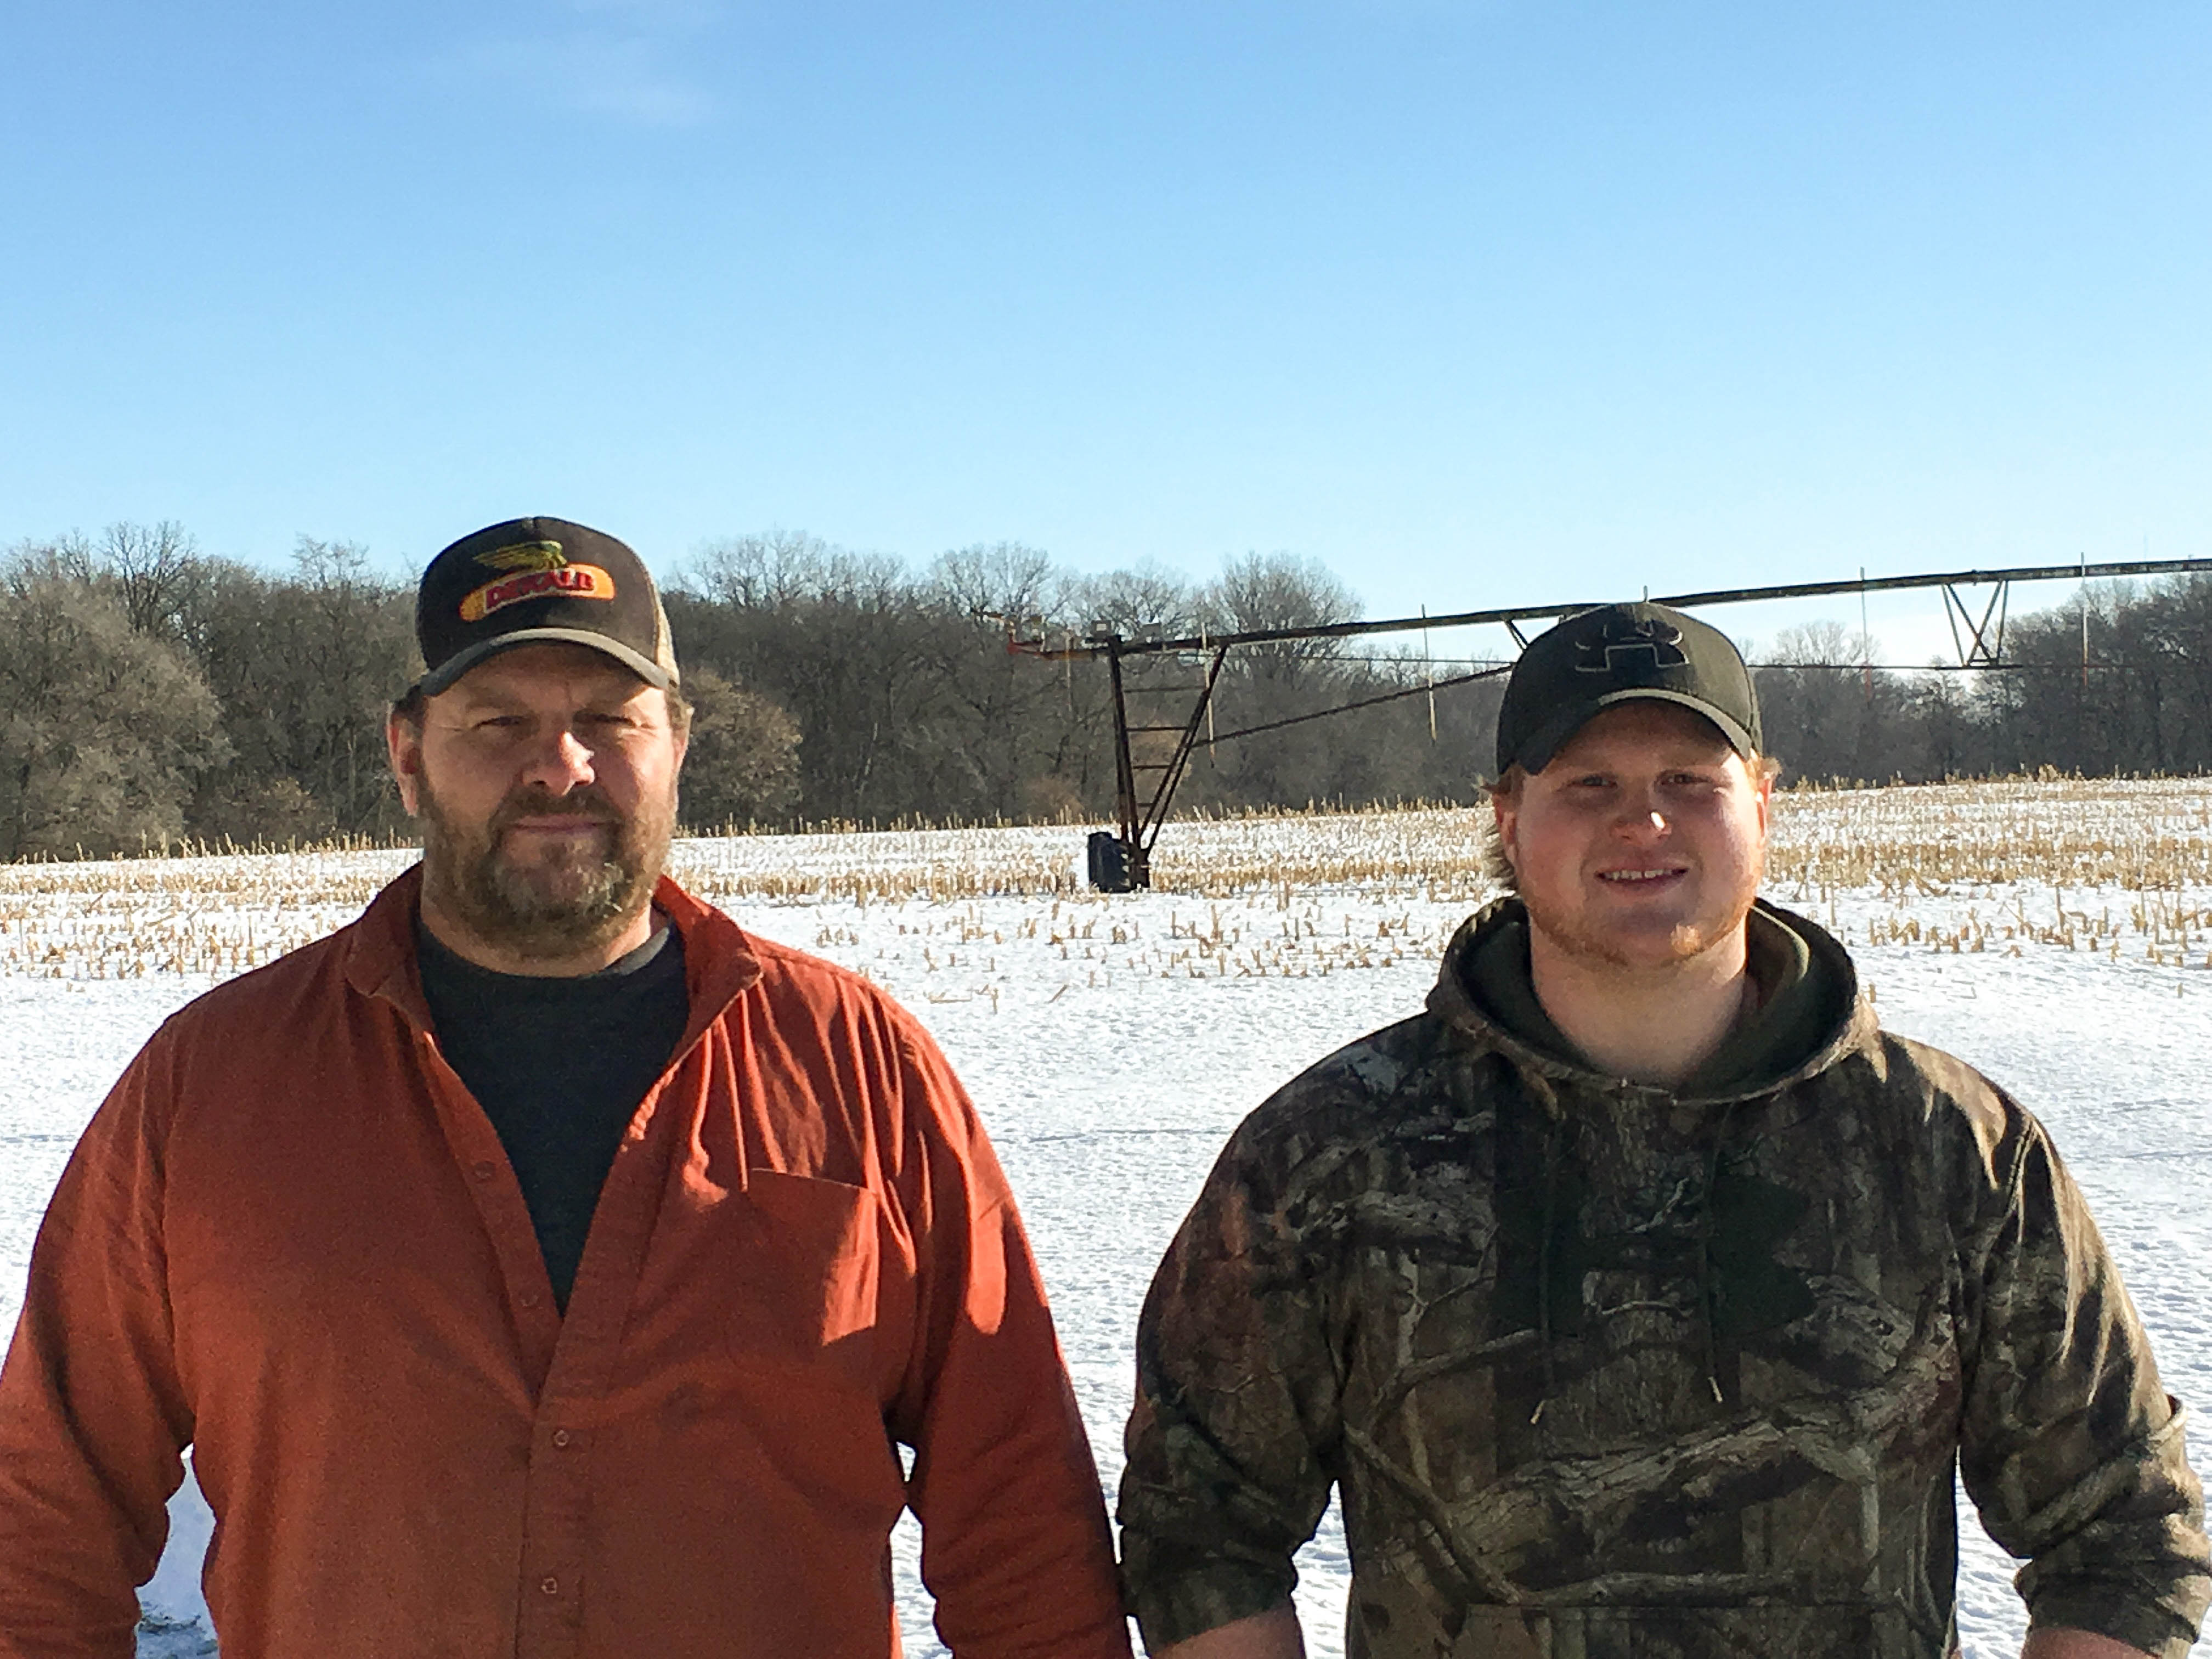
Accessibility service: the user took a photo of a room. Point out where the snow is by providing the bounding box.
[0,800,2205,1658]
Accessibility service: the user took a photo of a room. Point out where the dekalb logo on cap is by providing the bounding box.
[458,539,616,623]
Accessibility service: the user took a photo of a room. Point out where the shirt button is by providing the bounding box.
[551,1429,573,1448]
[471,1160,495,1181]
[540,1576,560,1596]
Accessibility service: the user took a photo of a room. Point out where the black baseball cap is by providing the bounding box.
[413,516,680,697]
[1496,601,1760,776]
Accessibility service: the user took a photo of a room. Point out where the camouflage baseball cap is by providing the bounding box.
[1496,601,1759,775]
[413,516,680,697]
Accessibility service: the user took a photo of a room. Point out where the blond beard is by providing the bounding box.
[1518,854,1764,973]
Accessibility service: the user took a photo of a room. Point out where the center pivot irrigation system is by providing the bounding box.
[1001,556,2212,891]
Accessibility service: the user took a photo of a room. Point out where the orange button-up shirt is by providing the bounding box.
[0,871,1131,1659]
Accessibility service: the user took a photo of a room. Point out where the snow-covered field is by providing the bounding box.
[2,780,2208,1658]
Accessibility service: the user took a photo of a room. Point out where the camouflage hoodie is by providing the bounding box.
[1120,899,2209,1659]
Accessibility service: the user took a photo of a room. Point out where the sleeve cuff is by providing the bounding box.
[1121,1560,1297,1651]
[2027,1596,2211,1659]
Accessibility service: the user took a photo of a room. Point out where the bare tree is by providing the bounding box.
[1753,622,1899,783]
[100,521,206,642]
[1071,563,1202,641]
[180,540,416,838]
[1200,551,1357,650]
[0,574,226,859]
[685,529,836,610]
[929,542,1065,625]
[676,668,803,830]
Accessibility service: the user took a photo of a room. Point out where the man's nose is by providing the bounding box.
[1613,788,1668,837]
[521,726,597,792]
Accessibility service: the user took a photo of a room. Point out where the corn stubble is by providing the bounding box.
[0,778,2206,984]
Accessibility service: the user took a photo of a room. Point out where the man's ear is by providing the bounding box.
[1491,787,1519,873]
[386,710,426,818]
[1751,755,1775,838]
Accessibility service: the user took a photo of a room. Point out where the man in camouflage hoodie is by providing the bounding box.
[1119,602,2210,1659]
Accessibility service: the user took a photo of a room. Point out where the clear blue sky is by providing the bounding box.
[4,2,2207,660]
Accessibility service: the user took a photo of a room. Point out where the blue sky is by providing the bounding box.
[4,2,2207,661]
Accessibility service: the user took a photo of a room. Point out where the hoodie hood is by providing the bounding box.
[1425,894,1876,1105]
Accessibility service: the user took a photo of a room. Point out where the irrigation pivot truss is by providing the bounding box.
[1002,556,2212,891]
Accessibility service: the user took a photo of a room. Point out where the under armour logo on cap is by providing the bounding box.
[1494,600,1760,776]
[1574,613,1689,676]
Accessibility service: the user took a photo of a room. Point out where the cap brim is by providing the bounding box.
[1512,689,1756,775]
[415,629,679,698]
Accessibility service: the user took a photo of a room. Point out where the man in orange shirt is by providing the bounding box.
[0,517,1131,1659]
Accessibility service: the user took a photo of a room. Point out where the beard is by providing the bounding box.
[1519,854,1764,974]
[416,776,676,964]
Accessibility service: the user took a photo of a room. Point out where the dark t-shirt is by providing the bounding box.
[416,918,691,1311]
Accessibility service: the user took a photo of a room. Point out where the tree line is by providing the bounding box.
[3,521,2209,861]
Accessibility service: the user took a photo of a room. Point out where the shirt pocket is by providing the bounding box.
[723,1168,895,1395]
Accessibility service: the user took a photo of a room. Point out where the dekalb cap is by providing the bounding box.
[1496,601,1759,776]
[414,516,680,697]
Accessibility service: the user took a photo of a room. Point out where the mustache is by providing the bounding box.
[490,787,626,833]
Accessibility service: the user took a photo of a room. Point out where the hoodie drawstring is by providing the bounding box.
[1530,1114,1562,1426]
[1695,1122,1731,1404]
[1529,1094,1740,1421]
